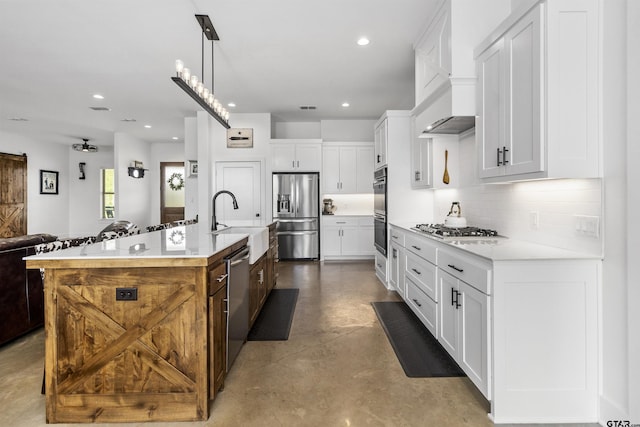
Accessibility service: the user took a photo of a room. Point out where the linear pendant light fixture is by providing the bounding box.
[172,15,230,129]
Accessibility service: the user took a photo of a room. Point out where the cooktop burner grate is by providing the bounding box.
[413,223,499,238]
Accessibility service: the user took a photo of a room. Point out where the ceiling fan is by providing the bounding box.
[72,138,98,153]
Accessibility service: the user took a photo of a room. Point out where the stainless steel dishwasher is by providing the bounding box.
[225,246,250,371]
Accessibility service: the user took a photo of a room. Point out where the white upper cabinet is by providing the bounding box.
[271,140,322,172]
[322,143,373,194]
[374,119,388,170]
[475,0,600,181]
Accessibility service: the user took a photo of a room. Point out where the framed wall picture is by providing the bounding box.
[226,128,253,148]
[187,160,198,177]
[40,170,59,195]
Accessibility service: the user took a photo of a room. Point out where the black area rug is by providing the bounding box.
[248,288,299,341]
[371,301,465,378]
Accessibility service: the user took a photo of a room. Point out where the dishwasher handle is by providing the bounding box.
[227,247,250,267]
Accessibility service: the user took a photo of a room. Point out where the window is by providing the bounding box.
[100,168,115,219]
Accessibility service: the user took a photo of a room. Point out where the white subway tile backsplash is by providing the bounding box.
[434,178,603,256]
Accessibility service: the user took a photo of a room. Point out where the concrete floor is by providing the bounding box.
[0,261,599,426]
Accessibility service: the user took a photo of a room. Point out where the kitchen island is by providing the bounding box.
[25,224,248,423]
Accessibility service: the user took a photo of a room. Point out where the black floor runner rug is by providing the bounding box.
[248,288,299,341]
[371,301,465,378]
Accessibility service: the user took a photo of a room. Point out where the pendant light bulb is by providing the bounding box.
[175,59,184,76]
[182,68,190,82]
[190,75,198,89]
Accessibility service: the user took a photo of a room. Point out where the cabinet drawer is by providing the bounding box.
[209,262,227,295]
[406,277,437,337]
[322,216,359,227]
[405,233,437,264]
[375,251,387,282]
[405,251,437,301]
[389,226,406,247]
[438,249,491,294]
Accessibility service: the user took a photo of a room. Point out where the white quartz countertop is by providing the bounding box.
[391,222,602,262]
[26,224,248,261]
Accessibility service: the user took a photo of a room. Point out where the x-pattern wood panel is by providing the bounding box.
[55,284,196,395]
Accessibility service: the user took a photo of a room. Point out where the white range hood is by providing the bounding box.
[412,0,510,136]
[414,80,476,136]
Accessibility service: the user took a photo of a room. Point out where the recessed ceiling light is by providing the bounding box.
[227,102,236,108]
[8,117,29,121]
[144,125,152,129]
[89,107,111,111]
[121,118,137,122]
[93,94,104,100]
[172,136,179,140]
[342,102,350,108]
[357,37,370,46]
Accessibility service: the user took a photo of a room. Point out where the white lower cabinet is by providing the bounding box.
[438,269,489,399]
[322,216,374,260]
[389,224,601,423]
[375,251,387,285]
[389,240,405,297]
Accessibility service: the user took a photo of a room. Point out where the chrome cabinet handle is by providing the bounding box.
[216,273,228,283]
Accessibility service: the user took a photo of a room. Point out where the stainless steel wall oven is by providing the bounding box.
[373,168,387,255]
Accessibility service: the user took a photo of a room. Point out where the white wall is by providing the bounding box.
[600,0,633,423]
[113,132,152,229]
[273,121,321,139]
[0,131,69,236]
[627,1,640,422]
[320,120,376,142]
[68,145,114,238]
[184,117,198,221]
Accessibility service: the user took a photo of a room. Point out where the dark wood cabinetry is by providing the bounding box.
[249,224,278,328]
[208,262,227,400]
[249,256,266,327]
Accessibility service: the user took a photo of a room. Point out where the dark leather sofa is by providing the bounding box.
[0,233,57,346]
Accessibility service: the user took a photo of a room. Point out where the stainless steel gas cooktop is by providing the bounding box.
[412,223,499,239]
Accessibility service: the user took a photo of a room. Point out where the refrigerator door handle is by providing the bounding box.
[276,218,317,223]
[277,231,317,236]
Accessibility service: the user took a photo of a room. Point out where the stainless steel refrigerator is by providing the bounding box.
[272,172,320,260]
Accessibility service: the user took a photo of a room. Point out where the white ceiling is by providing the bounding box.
[0,0,438,147]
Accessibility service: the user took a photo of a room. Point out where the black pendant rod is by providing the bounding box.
[201,30,205,85]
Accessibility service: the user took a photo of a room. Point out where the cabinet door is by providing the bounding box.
[438,269,459,358]
[504,6,542,176]
[322,147,341,192]
[358,225,374,256]
[338,147,358,193]
[389,242,402,296]
[477,39,506,178]
[340,225,362,256]
[249,263,261,326]
[374,119,387,169]
[411,137,432,188]
[296,144,322,171]
[356,146,374,193]
[209,285,227,399]
[322,226,342,257]
[458,281,489,398]
[271,143,296,171]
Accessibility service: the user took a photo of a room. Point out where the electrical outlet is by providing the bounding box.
[573,215,600,238]
[116,287,138,301]
[529,211,539,230]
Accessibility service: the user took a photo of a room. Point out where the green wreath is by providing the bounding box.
[167,172,184,191]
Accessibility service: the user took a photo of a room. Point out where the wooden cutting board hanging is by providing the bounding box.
[443,150,450,184]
